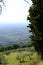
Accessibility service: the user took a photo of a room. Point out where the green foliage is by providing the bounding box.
[4,50,40,65]
[16,55,25,63]
[0,54,8,65]
[27,0,43,58]
[21,43,33,48]
[0,43,33,52]
[0,44,20,52]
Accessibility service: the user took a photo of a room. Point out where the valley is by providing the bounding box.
[0,23,31,46]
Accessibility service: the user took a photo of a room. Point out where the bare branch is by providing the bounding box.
[0,5,2,15]
[2,1,6,8]
[24,0,31,5]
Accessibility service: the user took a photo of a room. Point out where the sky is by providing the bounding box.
[0,0,32,24]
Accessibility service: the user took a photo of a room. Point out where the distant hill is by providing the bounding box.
[0,23,31,46]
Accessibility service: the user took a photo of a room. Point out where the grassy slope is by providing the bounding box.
[4,50,40,65]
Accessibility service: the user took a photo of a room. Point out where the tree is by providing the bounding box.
[27,0,43,58]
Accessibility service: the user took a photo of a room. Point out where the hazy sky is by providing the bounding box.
[0,0,32,24]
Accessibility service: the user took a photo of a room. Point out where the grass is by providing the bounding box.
[0,48,42,65]
[3,50,40,65]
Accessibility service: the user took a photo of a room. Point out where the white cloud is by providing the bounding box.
[0,0,32,24]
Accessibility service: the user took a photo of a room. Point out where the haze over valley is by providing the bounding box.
[0,23,31,46]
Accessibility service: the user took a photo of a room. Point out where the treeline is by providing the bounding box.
[0,43,33,52]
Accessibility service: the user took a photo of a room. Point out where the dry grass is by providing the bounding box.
[37,61,43,65]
